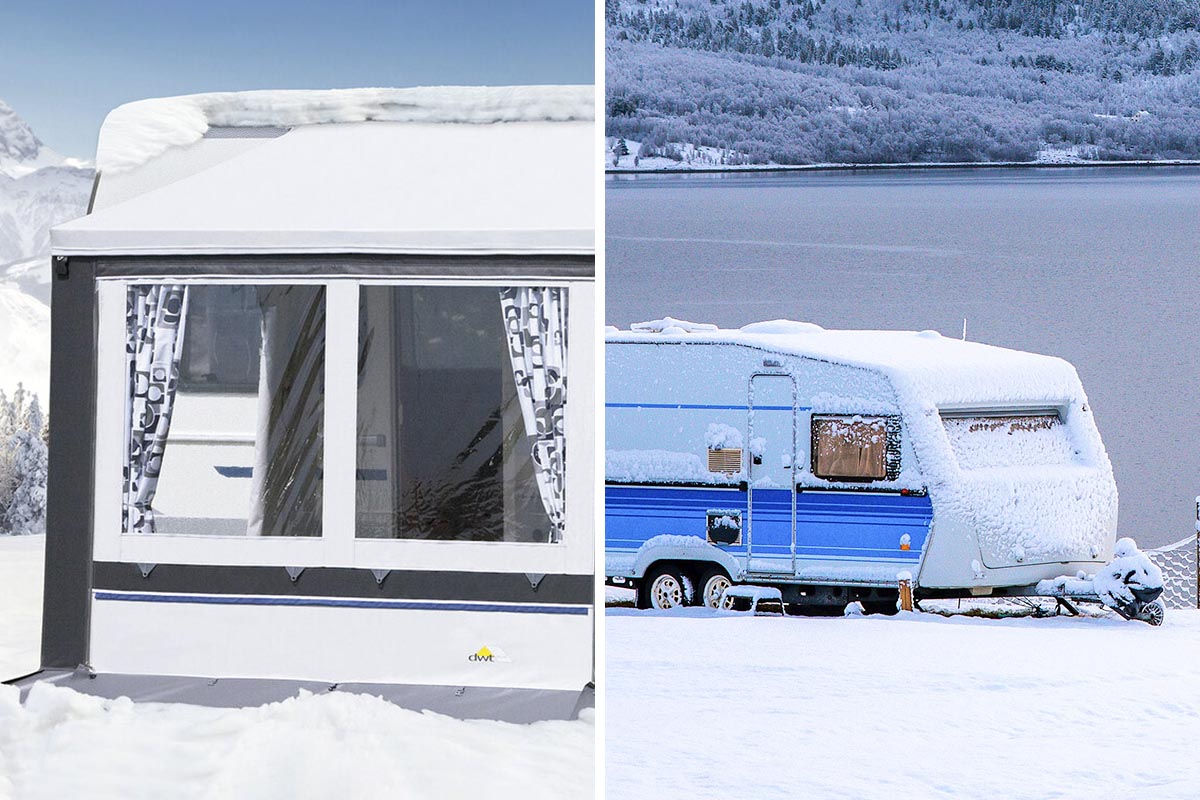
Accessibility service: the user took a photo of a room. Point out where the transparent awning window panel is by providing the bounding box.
[122,283,325,536]
[355,285,564,543]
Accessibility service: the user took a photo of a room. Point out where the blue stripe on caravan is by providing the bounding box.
[605,484,933,565]
[607,403,813,411]
[93,591,589,615]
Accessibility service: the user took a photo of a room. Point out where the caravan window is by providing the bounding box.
[121,284,325,537]
[811,415,888,481]
[177,286,263,392]
[354,286,566,543]
[942,413,1073,469]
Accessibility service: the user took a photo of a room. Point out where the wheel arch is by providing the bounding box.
[631,536,741,582]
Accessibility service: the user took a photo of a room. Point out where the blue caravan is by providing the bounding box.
[605,319,1119,612]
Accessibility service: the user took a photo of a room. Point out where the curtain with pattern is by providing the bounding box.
[499,287,567,543]
[124,284,189,533]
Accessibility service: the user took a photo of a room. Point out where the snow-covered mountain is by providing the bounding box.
[0,100,89,179]
[0,282,49,400]
[0,99,93,398]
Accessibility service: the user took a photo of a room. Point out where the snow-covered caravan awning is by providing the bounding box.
[51,86,594,257]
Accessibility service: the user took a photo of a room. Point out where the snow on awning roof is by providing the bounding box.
[51,86,594,257]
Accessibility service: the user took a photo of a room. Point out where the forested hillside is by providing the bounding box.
[605,0,1200,164]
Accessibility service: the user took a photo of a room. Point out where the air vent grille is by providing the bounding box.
[707,448,742,474]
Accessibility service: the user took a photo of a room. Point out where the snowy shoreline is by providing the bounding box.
[607,158,1200,176]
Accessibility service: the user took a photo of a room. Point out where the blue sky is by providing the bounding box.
[0,0,595,158]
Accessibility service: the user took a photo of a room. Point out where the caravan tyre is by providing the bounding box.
[641,566,692,610]
[698,568,733,609]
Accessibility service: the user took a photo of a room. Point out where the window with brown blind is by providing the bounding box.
[811,415,888,481]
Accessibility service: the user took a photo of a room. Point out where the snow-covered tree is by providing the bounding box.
[0,384,48,535]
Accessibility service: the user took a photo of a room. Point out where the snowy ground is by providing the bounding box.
[0,534,43,682]
[0,538,593,799]
[607,602,1200,799]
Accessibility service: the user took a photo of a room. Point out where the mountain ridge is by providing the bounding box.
[0,99,92,397]
[606,0,1200,165]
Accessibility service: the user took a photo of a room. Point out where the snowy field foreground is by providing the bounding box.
[0,535,43,681]
[0,686,593,800]
[607,605,1200,799]
[0,538,593,799]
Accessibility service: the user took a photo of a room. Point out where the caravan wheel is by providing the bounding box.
[641,566,692,610]
[698,568,733,609]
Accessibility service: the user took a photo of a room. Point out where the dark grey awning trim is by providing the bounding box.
[93,561,594,605]
[10,669,594,722]
[43,259,98,670]
[94,253,595,278]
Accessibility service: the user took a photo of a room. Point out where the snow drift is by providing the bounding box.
[97,85,595,173]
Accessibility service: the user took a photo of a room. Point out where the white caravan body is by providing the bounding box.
[605,320,1118,602]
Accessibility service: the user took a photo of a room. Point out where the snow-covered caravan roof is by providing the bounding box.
[51,86,594,257]
[608,319,1086,409]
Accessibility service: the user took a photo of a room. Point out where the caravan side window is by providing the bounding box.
[811,415,890,481]
[354,286,566,543]
[121,284,325,537]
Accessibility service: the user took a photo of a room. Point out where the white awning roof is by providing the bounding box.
[52,88,594,257]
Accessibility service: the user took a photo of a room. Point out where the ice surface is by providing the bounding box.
[97,85,594,173]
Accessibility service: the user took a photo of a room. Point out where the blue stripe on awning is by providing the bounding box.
[214,467,389,480]
[94,591,589,615]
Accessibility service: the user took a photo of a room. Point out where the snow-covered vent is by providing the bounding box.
[97,85,595,173]
[705,422,743,474]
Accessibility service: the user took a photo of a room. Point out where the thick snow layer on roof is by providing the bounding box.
[53,102,594,257]
[97,86,594,173]
[610,318,1082,408]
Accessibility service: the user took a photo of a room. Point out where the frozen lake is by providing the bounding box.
[606,166,1200,549]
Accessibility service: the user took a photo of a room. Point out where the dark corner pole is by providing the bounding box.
[41,256,98,669]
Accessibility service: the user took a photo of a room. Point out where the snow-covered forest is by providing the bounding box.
[606,0,1200,164]
[0,385,48,535]
[0,100,90,537]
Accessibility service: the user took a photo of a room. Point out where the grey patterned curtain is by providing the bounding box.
[124,285,189,533]
[499,287,567,542]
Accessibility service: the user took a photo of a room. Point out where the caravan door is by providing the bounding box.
[746,374,797,575]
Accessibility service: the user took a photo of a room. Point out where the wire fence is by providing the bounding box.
[1148,533,1199,609]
